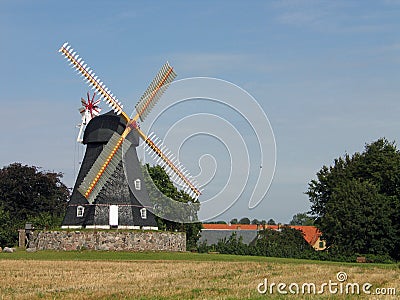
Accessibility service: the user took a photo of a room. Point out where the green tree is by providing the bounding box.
[212,227,315,259]
[254,227,315,258]
[251,218,260,225]
[214,233,250,255]
[0,205,14,247]
[306,139,400,260]
[145,164,202,250]
[239,217,250,224]
[0,163,69,246]
[289,212,314,226]
[267,218,276,225]
[230,218,238,224]
[215,220,227,224]
[204,221,227,224]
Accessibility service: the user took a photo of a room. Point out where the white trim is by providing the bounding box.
[85,225,110,229]
[118,226,141,230]
[61,225,82,229]
[61,225,158,230]
[142,226,158,230]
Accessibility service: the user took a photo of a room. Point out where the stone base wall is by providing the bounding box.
[28,230,186,252]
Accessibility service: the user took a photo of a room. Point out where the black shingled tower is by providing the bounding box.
[62,111,158,229]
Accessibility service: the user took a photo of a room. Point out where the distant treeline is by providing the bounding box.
[198,227,394,264]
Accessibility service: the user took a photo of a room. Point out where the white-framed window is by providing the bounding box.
[77,206,85,217]
[140,208,147,219]
[134,179,141,190]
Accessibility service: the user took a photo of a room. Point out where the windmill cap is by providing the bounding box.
[83,111,139,146]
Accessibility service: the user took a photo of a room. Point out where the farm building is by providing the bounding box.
[199,224,326,250]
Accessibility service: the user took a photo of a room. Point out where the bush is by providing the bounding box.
[196,228,399,263]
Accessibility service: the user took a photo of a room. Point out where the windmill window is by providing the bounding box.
[134,179,141,190]
[140,208,147,219]
[76,206,85,217]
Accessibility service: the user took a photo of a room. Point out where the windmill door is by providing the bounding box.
[109,205,119,227]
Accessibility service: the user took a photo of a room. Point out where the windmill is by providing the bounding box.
[77,92,101,143]
[59,42,201,229]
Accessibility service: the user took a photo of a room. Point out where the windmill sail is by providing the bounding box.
[59,42,129,121]
[59,42,200,203]
[134,62,176,122]
[78,132,132,204]
[136,129,201,199]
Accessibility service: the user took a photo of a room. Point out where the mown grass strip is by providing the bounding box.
[0,249,399,270]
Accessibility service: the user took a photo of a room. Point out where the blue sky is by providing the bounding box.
[1,1,399,223]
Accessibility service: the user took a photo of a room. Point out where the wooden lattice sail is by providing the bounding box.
[59,42,201,218]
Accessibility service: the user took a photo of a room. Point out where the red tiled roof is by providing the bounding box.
[291,226,322,245]
[262,225,322,246]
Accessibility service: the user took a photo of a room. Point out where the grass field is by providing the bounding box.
[0,250,399,299]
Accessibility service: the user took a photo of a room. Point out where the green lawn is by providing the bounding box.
[0,248,398,268]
